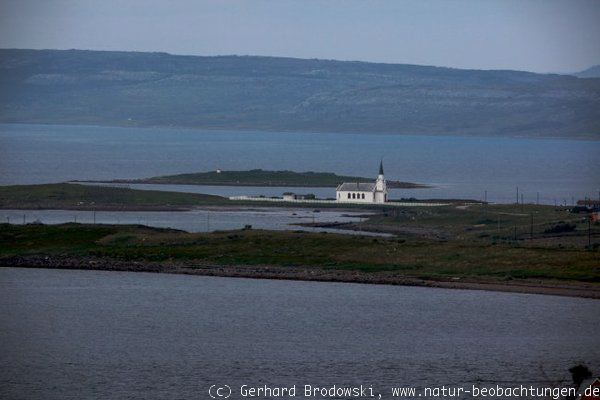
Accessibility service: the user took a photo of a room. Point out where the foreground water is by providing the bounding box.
[1,123,599,204]
[0,268,598,400]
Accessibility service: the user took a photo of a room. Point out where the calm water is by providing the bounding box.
[1,123,599,204]
[0,208,385,236]
[1,268,599,400]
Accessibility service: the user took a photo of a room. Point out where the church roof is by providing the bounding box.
[337,182,376,192]
[379,160,384,175]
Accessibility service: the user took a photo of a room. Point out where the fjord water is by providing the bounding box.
[1,268,599,400]
[1,123,599,204]
[0,208,387,236]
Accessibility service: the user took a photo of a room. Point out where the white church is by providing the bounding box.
[336,161,388,203]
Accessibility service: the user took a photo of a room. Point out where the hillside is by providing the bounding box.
[575,65,600,79]
[1,49,599,138]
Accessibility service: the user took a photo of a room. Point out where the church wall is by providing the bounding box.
[336,190,375,203]
[374,191,386,203]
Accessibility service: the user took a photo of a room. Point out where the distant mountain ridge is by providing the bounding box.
[1,48,599,138]
[575,65,600,79]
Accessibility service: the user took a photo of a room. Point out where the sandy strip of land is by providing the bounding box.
[1,255,598,299]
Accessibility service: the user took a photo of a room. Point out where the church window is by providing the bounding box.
[347,193,351,199]
[362,193,365,199]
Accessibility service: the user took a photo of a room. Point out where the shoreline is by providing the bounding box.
[2,255,599,299]
[0,204,379,213]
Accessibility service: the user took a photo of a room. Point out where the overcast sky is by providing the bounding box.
[1,0,599,73]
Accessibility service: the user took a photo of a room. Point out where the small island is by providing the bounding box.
[94,169,430,189]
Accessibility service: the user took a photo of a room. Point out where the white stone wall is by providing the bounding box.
[374,191,386,203]
[374,174,387,203]
[336,190,375,203]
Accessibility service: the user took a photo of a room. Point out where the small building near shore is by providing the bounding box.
[336,162,388,204]
[283,192,316,201]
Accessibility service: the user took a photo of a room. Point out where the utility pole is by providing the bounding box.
[516,187,519,204]
[521,194,524,211]
[485,190,488,215]
[589,216,592,249]
[530,214,533,240]
[497,218,500,238]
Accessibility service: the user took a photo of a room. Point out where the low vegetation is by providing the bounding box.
[0,183,228,210]
[351,203,597,245]
[0,219,598,284]
[1,182,597,291]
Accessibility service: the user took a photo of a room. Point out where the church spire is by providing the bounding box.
[379,160,384,176]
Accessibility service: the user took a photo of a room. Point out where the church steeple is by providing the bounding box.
[374,160,387,203]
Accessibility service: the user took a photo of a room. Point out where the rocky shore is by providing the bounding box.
[2,255,599,299]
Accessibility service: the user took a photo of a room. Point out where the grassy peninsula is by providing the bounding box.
[1,220,598,298]
[0,189,598,297]
[0,183,228,211]
[103,169,428,188]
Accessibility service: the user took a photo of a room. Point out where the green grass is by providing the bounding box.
[363,203,598,245]
[1,223,598,283]
[0,183,229,210]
